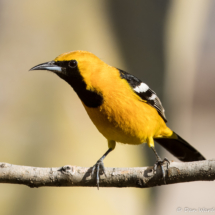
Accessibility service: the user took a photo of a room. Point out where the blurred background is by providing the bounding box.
[0,0,214,214]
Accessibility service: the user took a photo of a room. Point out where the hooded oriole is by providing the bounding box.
[30,50,205,188]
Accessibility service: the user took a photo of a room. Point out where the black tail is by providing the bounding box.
[154,132,205,162]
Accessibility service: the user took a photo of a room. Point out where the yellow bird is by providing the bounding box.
[30,50,205,188]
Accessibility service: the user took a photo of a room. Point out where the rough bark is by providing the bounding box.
[0,160,214,188]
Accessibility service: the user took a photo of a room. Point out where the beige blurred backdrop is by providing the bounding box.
[0,1,148,215]
[156,0,215,214]
[0,1,214,215]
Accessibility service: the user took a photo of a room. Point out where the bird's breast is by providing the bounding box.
[82,88,167,144]
[78,66,171,144]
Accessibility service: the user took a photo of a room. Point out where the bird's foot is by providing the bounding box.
[91,159,106,190]
[153,157,170,184]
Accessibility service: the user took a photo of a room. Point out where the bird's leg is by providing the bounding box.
[151,147,170,184]
[91,148,113,189]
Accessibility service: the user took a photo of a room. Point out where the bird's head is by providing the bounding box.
[30,50,106,88]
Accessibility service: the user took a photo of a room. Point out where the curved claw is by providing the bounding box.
[91,148,113,189]
[153,157,170,184]
[91,160,106,189]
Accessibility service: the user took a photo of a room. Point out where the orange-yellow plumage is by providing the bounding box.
[83,66,173,147]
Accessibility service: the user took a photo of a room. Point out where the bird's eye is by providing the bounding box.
[69,60,77,68]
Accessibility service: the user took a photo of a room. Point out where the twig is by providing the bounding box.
[0,160,214,188]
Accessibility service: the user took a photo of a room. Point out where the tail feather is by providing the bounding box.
[154,132,205,162]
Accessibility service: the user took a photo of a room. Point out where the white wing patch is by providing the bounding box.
[133,83,149,93]
[149,94,157,100]
[134,83,167,122]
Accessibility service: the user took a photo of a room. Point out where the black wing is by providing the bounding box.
[118,69,167,122]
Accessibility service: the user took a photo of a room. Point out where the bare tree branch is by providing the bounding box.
[0,160,214,188]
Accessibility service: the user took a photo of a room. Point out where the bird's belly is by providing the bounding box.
[83,102,163,145]
[95,117,145,145]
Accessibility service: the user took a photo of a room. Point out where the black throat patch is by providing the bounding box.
[55,61,103,108]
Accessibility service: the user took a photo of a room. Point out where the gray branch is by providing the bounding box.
[0,160,214,188]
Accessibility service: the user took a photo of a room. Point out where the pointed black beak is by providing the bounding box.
[29,61,62,73]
